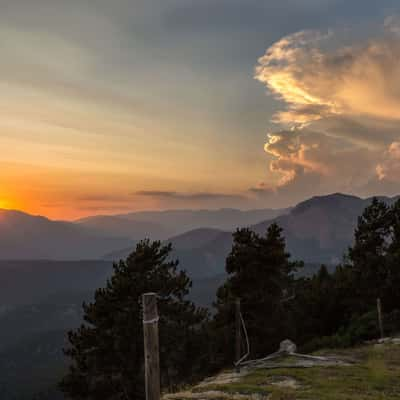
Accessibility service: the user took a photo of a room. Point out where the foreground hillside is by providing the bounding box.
[166,341,400,400]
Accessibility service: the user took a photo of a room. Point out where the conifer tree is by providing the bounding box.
[60,240,208,400]
[213,223,302,361]
[384,198,400,310]
[347,197,391,313]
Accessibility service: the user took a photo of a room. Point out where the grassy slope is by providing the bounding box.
[170,343,400,399]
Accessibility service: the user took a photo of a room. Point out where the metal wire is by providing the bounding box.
[234,312,250,367]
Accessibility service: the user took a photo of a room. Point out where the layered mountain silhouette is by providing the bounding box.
[0,209,133,260]
[75,215,169,240]
[0,193,398,264]
[0,208,287,260]
[77,208,288,240]
[105,193,400,275]
[252,193,385,263]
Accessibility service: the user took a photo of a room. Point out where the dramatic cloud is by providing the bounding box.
[376,142,400,182]
[255,27,400,126]
[255,18,400,200]
[264,128,379,192]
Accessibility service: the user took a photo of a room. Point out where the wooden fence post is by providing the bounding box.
[143,293,160,400]
[377,298,384,340]
[235,298,241,373]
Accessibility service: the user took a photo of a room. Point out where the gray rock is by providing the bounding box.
[279,339,297,354]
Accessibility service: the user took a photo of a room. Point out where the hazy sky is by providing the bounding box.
[1,0,400,219]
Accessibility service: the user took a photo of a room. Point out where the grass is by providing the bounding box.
[189,343,400,399]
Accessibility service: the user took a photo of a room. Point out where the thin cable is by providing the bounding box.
[234,312,250,367]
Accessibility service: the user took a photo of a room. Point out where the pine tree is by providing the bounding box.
[213,224,302,362]
[347,197,391,313]
[60,240,208,400]
[292,265,352,344]
[384,198,400,310]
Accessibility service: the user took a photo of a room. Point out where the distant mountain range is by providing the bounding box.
[0,207,287,260]
[0,210,133,260]
[76,207,288,240]
[0,193,398,264]
[105,193,400,276]
[75,215,170,240]
[252,193,394,263]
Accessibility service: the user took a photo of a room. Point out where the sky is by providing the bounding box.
[1,0,400,219]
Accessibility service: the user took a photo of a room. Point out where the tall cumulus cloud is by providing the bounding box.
[255,17,400,199]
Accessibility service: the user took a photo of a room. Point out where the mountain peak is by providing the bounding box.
[292,193,362,215]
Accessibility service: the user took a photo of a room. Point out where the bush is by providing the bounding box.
[301,309,400,353]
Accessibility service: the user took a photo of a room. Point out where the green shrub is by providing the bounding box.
[301,309,400,353]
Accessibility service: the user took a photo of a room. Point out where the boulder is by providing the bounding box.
[279,339,297,354]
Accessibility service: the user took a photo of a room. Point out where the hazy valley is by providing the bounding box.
[0,192,399,399]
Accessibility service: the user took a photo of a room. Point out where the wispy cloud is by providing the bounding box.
[135,190,246,201]
[77,194,134,203]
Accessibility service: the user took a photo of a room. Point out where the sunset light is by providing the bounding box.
[0,199,10,210]
[1,7,399,220]
[2,2,400,399]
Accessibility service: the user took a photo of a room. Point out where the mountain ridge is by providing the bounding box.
[77,207,289,239]
[0,209,133,260]
[103,192,400,275]
[1,193,399,262]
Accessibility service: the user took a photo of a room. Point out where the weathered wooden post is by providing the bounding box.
[235,298,241,373]
[377,298,384,340]
[143,292,160,400]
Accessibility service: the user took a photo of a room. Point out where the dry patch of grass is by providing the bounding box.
[167,343,400,400]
